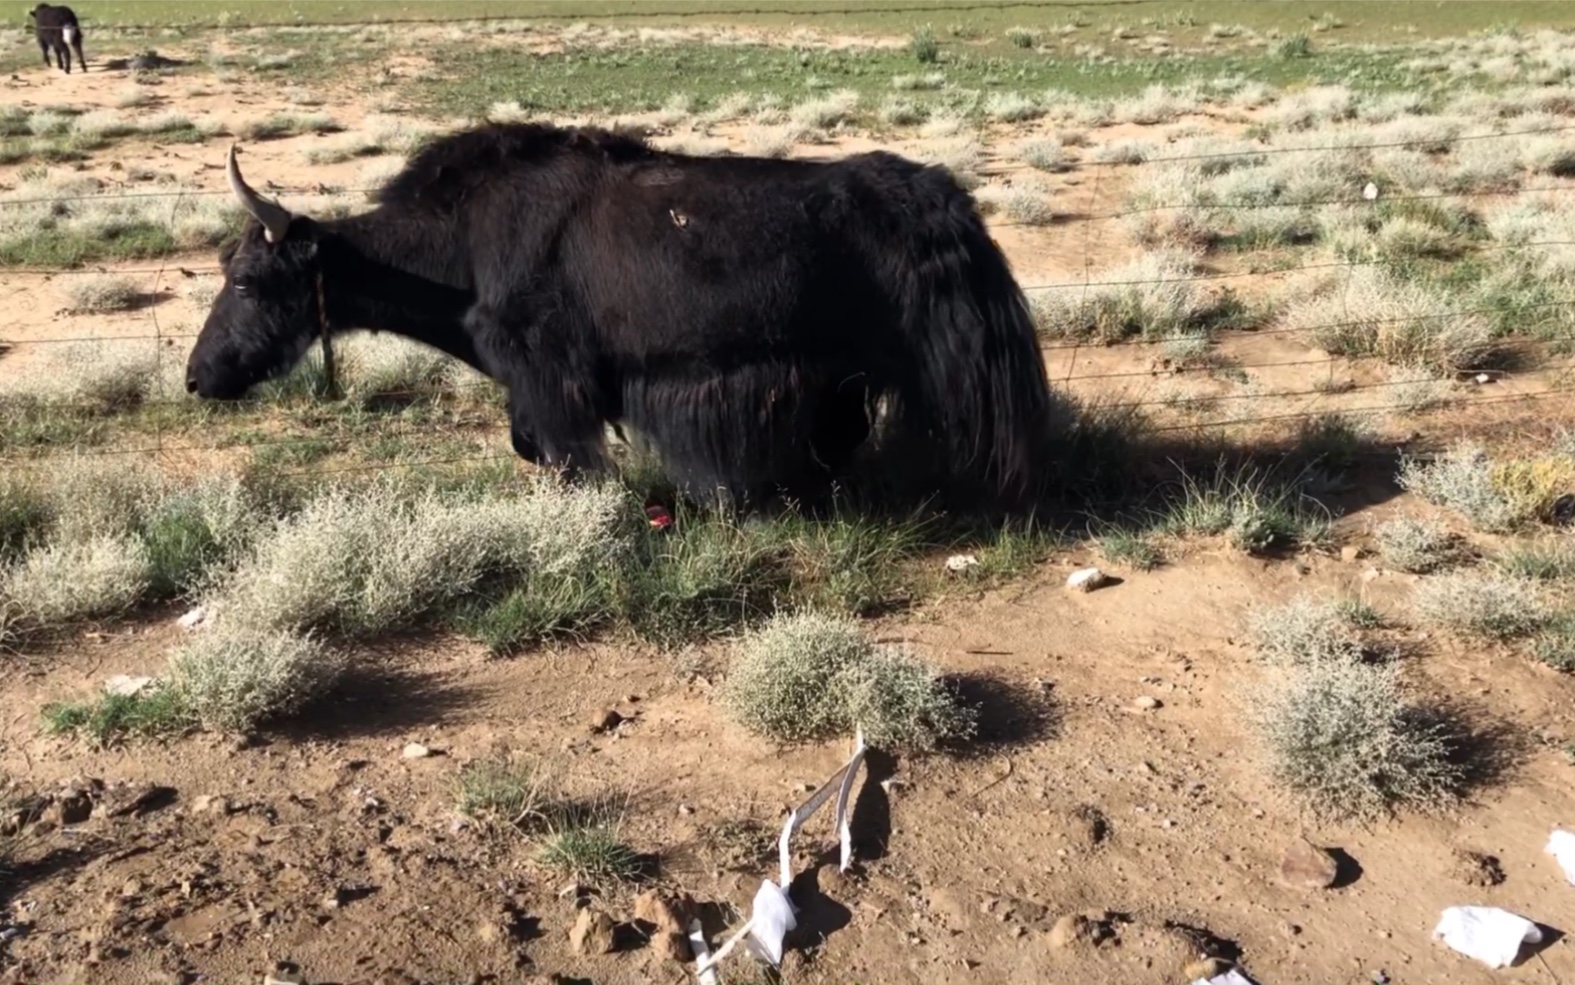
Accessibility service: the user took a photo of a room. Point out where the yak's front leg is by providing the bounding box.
[471,300,608,481]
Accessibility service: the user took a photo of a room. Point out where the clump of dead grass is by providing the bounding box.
[1248,595,1365,666]
[61,274,141,313]
[0,534,151,626]
[790,90,859,131]
[1399,442,1572,532]
[720,610,974,751]
[1412,569,1549,640]
[1252,660,1464,821]
[207,476,633,637]
[166,621,342,732]
[1374,517,1458,573]
[1021,139,1070,172]
[1284,267,1493,372]
[1029,251,1245,342]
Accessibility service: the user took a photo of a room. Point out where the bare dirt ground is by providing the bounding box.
[4,30,1575,985]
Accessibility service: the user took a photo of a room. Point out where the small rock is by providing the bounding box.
[1340,545,1362,563]
[48,792,92,826]
[880,778,907,796]
[96,782,172,819]
[120,878,145,898]
[945,554,980,573]
[1184,958,1233,980]
[633,890,694,936]
[569,908,616,955]
[401,743,431,760]
[676,804,694,817]
[1066,567,1109,593]
[633,888,696,958]
[192,795,229,815]
[1133,696,1161,711]
[1280,921,1302,938]
[1049,914,1100,950]
[262,963,304,985]
[1450,848,1505,888]
[819,865,851,898]
[103,674,155,697]
[1064,805,1109,850]
[177,606,210,631]
[590,708,623,734]
[1475,373,1493,385]
[1279,836,1340,890]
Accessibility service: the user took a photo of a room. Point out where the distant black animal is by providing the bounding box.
[186,123,1056,511]
[28,4,86,74]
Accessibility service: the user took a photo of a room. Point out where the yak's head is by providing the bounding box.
[186,144,325,400]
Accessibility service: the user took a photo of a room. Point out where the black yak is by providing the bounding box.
[186,123,1056,511]
[28,4,86,74]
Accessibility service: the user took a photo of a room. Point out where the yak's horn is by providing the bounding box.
[226,143,291,244]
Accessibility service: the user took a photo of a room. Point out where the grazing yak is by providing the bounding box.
[186,123,1057,512]
[28,4,86,74]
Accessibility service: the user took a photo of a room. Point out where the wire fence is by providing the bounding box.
[3,92,1575,474]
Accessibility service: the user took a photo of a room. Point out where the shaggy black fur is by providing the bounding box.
[188,123,1056,511]
[28,4,85,74]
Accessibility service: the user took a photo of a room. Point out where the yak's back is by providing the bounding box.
[31,4,77,27]
[372,122,659,214]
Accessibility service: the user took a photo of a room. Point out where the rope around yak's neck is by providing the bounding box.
[315,270,338,399]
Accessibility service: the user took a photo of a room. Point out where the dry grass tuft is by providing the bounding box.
[720,610,974,751]
[207,477,631,637]
[1253,660,1464,820]
[62,275,142,313]
[1285,268,1492,372]
[1249,596,1365,666]
[1374,517,1458,573]
[1399,443,1572,532]
[1021,139,1071,172]
[0,535,151,626]
[166,621,342,732]
[1413,569,1548,639]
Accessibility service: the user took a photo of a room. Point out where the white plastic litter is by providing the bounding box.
[103,674,154,697]
[1547,829,1575,884]
[177,605,210,630]
[1066,567,1108,592]
[744,880,797,966]
[944,554,979,573]
[1191,969,1257,985]
[688,919,718,985]
[1363,181,1380,201]
[692,730,868,979]
[1433,906,1543,969]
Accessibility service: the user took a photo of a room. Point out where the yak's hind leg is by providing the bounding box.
[622,362,842,513]
[808,374,873,479]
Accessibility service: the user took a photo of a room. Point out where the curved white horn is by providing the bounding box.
[226,143,292,244]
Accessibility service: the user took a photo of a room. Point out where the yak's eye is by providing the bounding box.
[233,277,254,296]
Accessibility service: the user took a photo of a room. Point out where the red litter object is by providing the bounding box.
[645,505,673,530]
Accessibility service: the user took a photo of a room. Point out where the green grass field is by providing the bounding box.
[8,1,1571,42]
